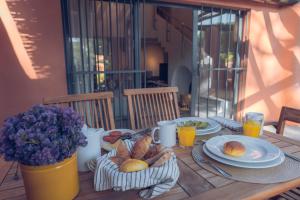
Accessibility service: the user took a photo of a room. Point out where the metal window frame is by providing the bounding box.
[190,7,248,119]
[60,0,249,125]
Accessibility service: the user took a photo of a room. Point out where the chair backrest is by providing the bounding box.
[43,92,115,130]
[124,87,180,130]
[277,106,300,134]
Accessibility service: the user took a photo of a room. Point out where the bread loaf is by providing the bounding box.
[120,159,148,172]
[144,144,164,160]
[131,135,152,159]
[110,156,125,166]
[145,148,172,166]
[116,140,130,159]
[151,151,172,167]
[223,141,246,157]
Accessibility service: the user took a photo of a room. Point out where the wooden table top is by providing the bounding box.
[1,130,300,200]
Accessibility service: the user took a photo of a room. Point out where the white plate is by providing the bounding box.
[174,117,222,135]
[100,129,136,151]
[205,135,281,163]
[203,144,285,169]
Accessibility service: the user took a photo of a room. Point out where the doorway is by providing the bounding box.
[61,0,247,128]
[141,4,194,117]
[141,4,247,119]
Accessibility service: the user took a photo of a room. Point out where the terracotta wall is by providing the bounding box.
[0,0,299,124]
[166,1,300,121]
[242,3,300,121]
[0,0,67,124]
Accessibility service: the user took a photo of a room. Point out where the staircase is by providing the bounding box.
[145,38,168,56]
[156,7,192,41]
[150,7,193,57]
[144,6,194,94]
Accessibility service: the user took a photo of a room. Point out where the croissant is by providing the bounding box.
[144,144,164,160]
[110,156,125,166]
[145,148,172,165]
[131,135,152,159]
[151,151,172,167]
[116,140,130,159]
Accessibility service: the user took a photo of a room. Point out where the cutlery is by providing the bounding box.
[192,148,232,178]
[284,152,300,162]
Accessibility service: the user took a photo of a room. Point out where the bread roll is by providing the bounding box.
[223,141,245,157]
[116,140,130,159]
[110,156,125,166]
[120,159,148,172]
[145,148,172,165]
[151,151,172,167]
[111,139,121,149]
[144,144,164,160]
[131,135,152,159]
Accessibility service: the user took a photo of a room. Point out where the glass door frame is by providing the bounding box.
[190,6,249,120]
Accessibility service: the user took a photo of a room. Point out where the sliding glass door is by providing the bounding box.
[191,7,247,119]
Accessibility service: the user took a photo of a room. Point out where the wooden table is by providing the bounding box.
[1,130,300,200]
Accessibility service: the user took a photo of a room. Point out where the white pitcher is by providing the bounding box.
[77,124,104,172]
[151,121,177,147]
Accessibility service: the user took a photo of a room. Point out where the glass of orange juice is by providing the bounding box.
[177,126,196,147]
[243,112,264,138]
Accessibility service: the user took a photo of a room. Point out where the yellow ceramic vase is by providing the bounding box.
[20,154,79,200]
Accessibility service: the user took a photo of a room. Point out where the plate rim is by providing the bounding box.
[205,135,281,163]
[174,117,222,135]
[104,129,136,135]
[101,129,136,151]
[203,144,285,169]
[196,125,222,136]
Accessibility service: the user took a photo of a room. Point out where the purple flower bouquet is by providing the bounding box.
[0,105,87,166]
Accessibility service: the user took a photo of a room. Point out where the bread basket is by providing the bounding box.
[91,140,180,199]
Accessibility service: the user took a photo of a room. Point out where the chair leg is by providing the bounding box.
[271,188,300,200]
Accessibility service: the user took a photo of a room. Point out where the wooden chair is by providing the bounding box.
[267,107,300,200]
[271,188,300,200]
[43,92,115,130]
[124,87,180,130]
[266,106,300,135]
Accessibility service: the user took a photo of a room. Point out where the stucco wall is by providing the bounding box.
[0,0,299,124]
[0,0,67,124]
[242,3,300,121]
[166,1,300,122]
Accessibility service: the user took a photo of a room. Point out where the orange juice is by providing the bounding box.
[178,126,196,147]
[243,120,261,138]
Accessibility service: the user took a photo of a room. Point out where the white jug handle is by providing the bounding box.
[151,127,160,144]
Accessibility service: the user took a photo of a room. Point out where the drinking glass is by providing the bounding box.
[177,126,196,147]
[243,112,264,138]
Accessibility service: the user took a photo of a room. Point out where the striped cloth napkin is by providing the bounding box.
[87,140,180,199]
[209,116,243,131]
